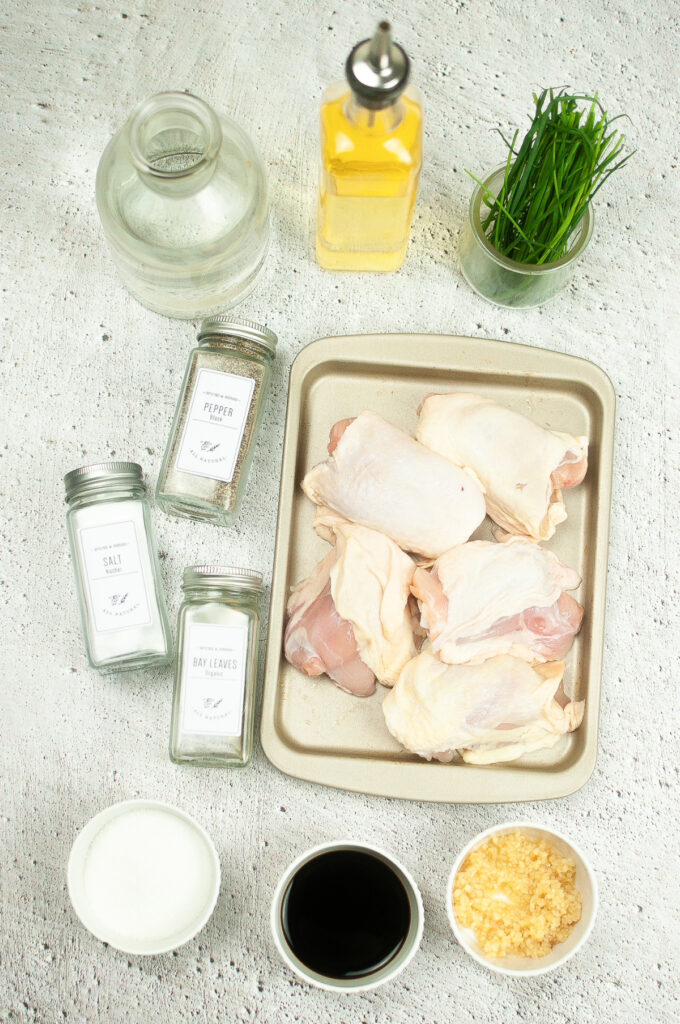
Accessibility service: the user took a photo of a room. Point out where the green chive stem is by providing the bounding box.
[467,89,634,264]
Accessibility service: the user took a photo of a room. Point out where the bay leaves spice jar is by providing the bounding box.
[169,565,264,766]
[156,318,277,527]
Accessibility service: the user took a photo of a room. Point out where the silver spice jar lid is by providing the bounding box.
[183,564,264,592]
[197,316,277,355]
[64,461,144,503]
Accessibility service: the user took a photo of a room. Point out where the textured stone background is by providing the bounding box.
[1,1,678,1021]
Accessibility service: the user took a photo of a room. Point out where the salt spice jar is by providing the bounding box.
[64,462,172,672]
[156,318,277,527]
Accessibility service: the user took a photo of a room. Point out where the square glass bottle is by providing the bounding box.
[169,565,263,766]
[156,318,276,527]
[64,462,172,672]
[316,22,423,271]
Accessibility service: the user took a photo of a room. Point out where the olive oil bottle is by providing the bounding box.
[316,21,423,272]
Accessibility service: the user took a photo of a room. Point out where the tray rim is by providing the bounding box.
[260,333,615,803]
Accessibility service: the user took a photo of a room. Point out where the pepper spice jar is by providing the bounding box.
[156,318,277,526]
[169,565,264,766]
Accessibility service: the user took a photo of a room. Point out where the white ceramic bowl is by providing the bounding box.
[271,840,424,992]
[67,799,221,955]
[446,821,597,977]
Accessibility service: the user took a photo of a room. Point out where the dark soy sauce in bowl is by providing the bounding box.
[280,849,412,980]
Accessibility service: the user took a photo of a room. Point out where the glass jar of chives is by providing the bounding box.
[459,164,594,309]
[169,565,264,767]
[64,462,172,672]
[156,318,277,527]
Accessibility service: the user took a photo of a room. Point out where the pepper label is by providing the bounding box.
[175,368,255,483]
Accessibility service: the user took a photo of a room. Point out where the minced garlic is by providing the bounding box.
[453,832,582,959]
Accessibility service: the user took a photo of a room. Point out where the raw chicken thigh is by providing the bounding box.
[412,537,583,665]
[284,518,417,696]
[382,650,584,765]
[416,393,588,540]
[284,546,375,696]
[302,410,486,558]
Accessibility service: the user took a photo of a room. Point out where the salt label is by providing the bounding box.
[180,622,248,736]
[175,368,255,484]
[78,520,151,633]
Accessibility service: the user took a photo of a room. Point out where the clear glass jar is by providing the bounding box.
[459,164,594,309]
[169,566,264,766]
[95,91,270,318]
[156,317,277,527]
[64,462,172,673]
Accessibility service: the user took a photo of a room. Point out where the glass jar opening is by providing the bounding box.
[127,92,222,180]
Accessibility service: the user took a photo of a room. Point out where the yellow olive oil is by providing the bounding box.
[316,23,422,272]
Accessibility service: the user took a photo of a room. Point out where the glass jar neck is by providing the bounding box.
[126,92,222,197]
[198,336,274,364]
[345,93,405,132]
[182,584,262,607]
[67,484,146,510]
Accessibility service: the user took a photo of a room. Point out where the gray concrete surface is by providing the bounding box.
[1,1,678,1021]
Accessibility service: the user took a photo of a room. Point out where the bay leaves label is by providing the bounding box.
[180,622,247,737]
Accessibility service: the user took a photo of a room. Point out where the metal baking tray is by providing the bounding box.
[260,334,615,802]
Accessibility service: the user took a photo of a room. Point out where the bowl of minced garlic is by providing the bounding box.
[447,823,597,976]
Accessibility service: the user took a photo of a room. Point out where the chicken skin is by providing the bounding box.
[302,410,486,558]
[416,393,588,540]
[411,537,584,665]
[284,519,417,696]
[382,650,584,765]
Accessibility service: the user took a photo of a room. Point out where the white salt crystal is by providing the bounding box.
[82,807,218,947]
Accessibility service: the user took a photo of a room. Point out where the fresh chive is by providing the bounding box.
[468,89,633,264]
